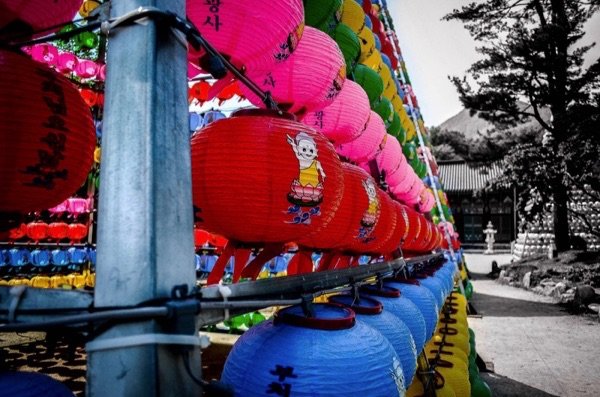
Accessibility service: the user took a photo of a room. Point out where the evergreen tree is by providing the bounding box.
[445,0,600,251]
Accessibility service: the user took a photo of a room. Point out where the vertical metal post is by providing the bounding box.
[87,0,200,395]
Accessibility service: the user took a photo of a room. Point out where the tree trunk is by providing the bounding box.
[553,181,570,251]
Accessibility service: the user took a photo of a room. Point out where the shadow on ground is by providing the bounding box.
[481,372,559,397]
[472,291,567,317]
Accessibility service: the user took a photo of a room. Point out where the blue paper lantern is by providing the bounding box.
[374,34,381,51]
[0,371,74,397]
[364,14,372,30]
[416,273,446,309]
[384,280,439,339]
[31,249,51,267]
[8,248,30,266]
[329,294,417,386]
[221,303,406,396]
[360,285,428,354]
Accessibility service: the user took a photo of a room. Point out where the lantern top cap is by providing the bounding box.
[274,303,355,330]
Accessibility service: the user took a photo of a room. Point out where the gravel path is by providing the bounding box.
[465,253,600,397]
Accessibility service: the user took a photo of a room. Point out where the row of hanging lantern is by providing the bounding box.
[222,256,461,394]
[186,0,448,285]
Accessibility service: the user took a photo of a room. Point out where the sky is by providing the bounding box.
[387,1,600,127]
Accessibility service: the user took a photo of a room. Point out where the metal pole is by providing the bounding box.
[87,0,200,395]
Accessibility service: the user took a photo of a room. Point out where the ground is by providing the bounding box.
[466,253,600,397]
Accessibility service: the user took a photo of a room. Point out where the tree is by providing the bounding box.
[445,0,600,251]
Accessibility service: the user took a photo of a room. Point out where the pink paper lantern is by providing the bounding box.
[97,64,106,81]
[75,60,98,78]
[57,52,78,73]
[335,110,385,163]
[187,0,305,74]
[418,189,435,213]
[389,168,418,197]
[241,26,346,115]
[386,155,409,187]
[301,80,370,145]
[356,134,404,181]
[376,134,403,179]
[30,44,58,66]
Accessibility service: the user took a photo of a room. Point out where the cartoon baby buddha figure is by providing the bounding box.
[287,132,326,206]
[361,178,380,228]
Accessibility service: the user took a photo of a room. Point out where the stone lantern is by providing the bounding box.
[484,221,497,254]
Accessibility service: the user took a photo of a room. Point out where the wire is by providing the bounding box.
[0,306,168,332]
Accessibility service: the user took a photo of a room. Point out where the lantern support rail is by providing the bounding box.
[0,253,442,332]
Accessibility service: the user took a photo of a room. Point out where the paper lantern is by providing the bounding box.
[331,23,361,74]
[358,27,376,62]
[0,371,75,397]
[329,294,416,386]
[0,0,81,40]
[191,109,343,245]
[304,0,343,34]
[242,27,346,115]
[360,133,403,184]
[301,80,370,145]
[0,50,95,214]
[372,96,394,127]
[352,64,383,105]
[47,222,69,240]
[297,163,375,250]
[353,188,396,254]
[26,221,47,242]
[415,273,446,309]
[30,44,58,66]
[373,33,381,51]
[340,0,366,35]
[335,110,385,163]
[385,279,439,338]
[221,303,406,396]
[362,49,383,75]
[360,284,428,355]
[377,201,409,255]
[187,0,304,73]
[387,111,402,137]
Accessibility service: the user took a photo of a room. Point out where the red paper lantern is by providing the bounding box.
[67,223,88,242]
[297,163,374,250]
[26,221,47,241]
[48,222,69,240]
[378,201,409,255]
[363,191,397,254]
[0,50,95,213]
[0,1,81,40]
[402,206,422,251]
[189,81,210,104]
[341,187,393,255]
[191,109,344,245]
[194,228,211,247]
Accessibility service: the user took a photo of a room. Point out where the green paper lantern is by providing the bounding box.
[403,142,417,163]
[372,97,394,128]
[387,111,400,135]
[352,64,384,106]
[471,378,493,397]
[304,0,343,34]
[75,31,99,49]
[416,161,427,179]
[331,23,360,74]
